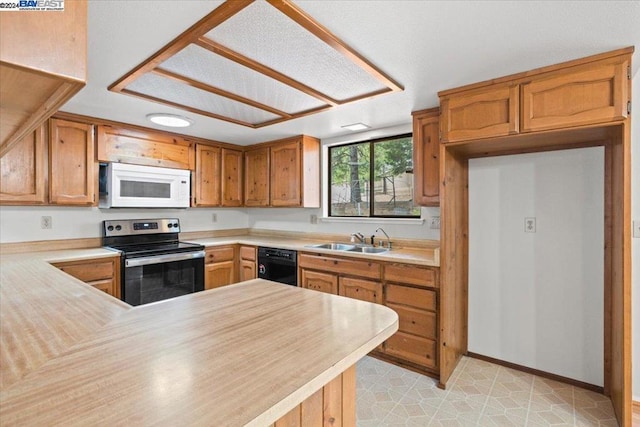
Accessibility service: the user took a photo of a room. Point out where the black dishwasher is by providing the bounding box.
[257,247,297,286]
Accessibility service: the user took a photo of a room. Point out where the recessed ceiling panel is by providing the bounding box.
[110,0,403,128]
[204,1,388,102]
[159,44,328,115]
[125,73,281,125]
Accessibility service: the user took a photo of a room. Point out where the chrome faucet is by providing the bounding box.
[375,228,392,249]
[350,232,365,244]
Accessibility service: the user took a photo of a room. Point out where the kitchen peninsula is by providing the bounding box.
[0,251,398,426]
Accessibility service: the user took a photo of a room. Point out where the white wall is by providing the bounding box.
[468,147,604,386]
[246,206,440,241]
[0,206,249,243]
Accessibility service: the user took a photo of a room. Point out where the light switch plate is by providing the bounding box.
[633,220,640,238]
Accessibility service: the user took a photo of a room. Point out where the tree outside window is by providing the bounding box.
[329,134,419,217]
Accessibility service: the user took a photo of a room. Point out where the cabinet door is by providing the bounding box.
[300,269,338,294]
[87,278,117,298]
[0,124,47,205]
[412,109,439,206]
[270,140,301,206]
[193,144,221,206]
[244,146,270,206]
[440,84,519,143]
[239,259,256,282]
[521,59,629,132]
[338,277,382,304]
[49,119,96,205]
[205,260,235,290]
[221,148,243,207]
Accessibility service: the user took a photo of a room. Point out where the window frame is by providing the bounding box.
[328,132,418,219]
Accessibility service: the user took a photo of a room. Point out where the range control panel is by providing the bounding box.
[103,218,180,237]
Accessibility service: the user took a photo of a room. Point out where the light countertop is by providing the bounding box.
[185,235,440,267]
[0,248,398,425]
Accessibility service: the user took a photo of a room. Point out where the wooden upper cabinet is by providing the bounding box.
[0,1,86,156]
[0,124,47,205]
[49,119,96,205]
[270,140,301,206]
[267,135,320,207]
[221,148,243,207]
[97,125,194,170]
[193,144,221,207]
[439,49,632,144]
[244,146,270,207]
[521,58,629,133]
[440,83,519,143]
[412,108,440,206]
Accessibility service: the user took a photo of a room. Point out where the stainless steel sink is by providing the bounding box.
[307,242,356,251]
[306,242,388,254]
[348,246,389,254]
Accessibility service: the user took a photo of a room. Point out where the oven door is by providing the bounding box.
[123,251,205,306]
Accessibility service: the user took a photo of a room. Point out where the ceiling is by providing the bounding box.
[61,0,640,146]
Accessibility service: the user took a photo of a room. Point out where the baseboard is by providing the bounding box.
[467,352,603,394]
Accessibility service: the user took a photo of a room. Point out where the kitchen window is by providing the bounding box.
[328,134,419,218]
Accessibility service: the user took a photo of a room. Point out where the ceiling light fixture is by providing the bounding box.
[146,113,193,128]
[341,123,371,131]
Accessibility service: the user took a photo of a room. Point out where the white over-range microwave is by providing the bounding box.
[99,162,191,208]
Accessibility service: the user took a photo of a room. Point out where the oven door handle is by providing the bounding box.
[125,250,205,268]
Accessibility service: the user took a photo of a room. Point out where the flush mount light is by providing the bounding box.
[146,113,193,128]
[341,123,371,131]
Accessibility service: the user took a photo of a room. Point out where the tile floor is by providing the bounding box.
[356,356,618,426]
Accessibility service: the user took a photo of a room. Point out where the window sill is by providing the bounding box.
[318,217,425,225]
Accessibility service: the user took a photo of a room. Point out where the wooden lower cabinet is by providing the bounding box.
[382,264,439,374]
[338,277,382,304]
[299,252,440,376]
[204,245,236,290]
[52,256,120,299]
[271,366,355,427]
[239,245,256,281]
[300,269,338,294]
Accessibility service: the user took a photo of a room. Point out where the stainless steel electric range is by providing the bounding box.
[102,218,205,306]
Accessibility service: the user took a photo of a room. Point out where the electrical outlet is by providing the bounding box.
[633,220,640,238]
[525,217,536,233]
[310,214,318,225]
[212,213,217,223]
[41,216,52,229]
[429,216,440,229]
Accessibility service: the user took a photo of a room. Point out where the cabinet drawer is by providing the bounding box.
[386,285,436,312]
[387,303,436,339]
[299,253,381,279]
[205,246,235,264]
[384,332,437,369]
[239,245,256,261]
[384,264,437,288]
[56,260,114,282]
[300,269,338,294]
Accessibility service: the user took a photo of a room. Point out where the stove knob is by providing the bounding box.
[115,225,122,231]
[173,222,179,228]
[107,225,114,231]
[167,223,173,228]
